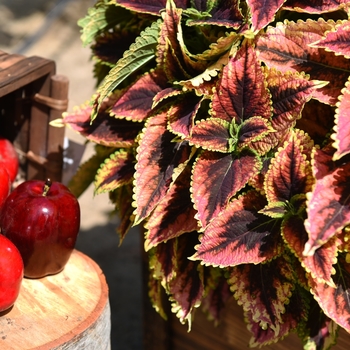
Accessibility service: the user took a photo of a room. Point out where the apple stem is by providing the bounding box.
[43,178,52,196]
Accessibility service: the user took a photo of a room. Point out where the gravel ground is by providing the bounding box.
[0,1,144,349]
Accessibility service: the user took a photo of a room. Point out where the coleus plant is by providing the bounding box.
[54,0,350,348]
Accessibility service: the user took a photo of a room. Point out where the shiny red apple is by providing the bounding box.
[0,179,80,278]
[0,167,11,213]
[0,138,19,183]
[0,234,24,312]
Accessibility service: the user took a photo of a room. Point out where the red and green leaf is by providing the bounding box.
[150,239,177,287]
[158,0,200,81]
[95,149,135,194]
[264,131,313,204]
[229,256,295,335]
[312,20,350,58]
[308,253,350,333]
[256,19,350,105]
[191,150,261,228]
[115,0,188,15]
[187,0,243,28]
[133,111,192,224]
[168,94,203,137]
[201,268,232,325]
[189,118,233,152]
[304,146,350,255]
[92,20,161,119]
[266,68,327,134]
[60,100,143,147]
[192,191,282,266]
[282,215,338,286]
[332,77,350,160]
[237,117,274,151]
[247,283,309,346]
[111,183,135,243]
[301,298,339,350]
[247,0,286,32]
[168,233,205,325]
[145,165,199,250]
[283,0,348,13]
[211,40,272,124]
[111,69,169,122]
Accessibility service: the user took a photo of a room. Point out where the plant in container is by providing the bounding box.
[53,0,350,348]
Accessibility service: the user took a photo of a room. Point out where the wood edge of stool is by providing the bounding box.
[34,250,110,350]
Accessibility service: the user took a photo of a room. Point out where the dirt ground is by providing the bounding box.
[0,1,143,349]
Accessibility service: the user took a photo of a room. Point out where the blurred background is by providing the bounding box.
[0,1,144,349]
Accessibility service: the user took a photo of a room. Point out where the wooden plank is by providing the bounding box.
[46,74,69,182]
[27,67,55,180]
[0,56,55,97]
[0,250,111,350]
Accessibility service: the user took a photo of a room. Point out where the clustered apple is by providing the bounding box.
[0,234,24,313]
[0,137,80,315]
[0,137,21,313]
[0,137,19,184]
[0,179,81,278]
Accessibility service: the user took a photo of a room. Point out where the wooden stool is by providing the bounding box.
[0,250,111,350]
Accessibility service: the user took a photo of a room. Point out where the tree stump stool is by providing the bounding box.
[0,250,111,350]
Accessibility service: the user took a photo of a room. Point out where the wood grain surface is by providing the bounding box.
[0,250,110,350]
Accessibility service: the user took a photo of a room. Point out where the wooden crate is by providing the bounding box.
[0,51,111,349]
[0,50,68,183]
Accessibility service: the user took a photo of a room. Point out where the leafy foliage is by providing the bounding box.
[56,0,350,347]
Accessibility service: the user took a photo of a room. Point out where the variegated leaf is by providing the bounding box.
[191,191,282,266]
[168,94,203,137]
[332,76,350,160]
[61,99,143,147]
[168,233,204,326]
[247,0,286,32]
[237,116,274,151]
[282,0,348,13]
[304,146,350,255]
[92,20,161,119]
[264,131,314,204]
[133,111,192,224]
[150,239,177,288]
[145,165,199,250]
[191,150,261,228]
[111,68,169,122]
[115,0,188,15]
[95,150,135,194]
[229,256,295,335]
[110,184,134,243]
[201,268,232,325]
[308,253,350,333]
[189,118,233,152]
[256,19,350,105]
[187,0,243,28]
[282,215,338,286]
[211,40,272,123]
[311,20,350,58]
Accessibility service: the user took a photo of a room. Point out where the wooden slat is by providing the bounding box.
[27,72,54,180]
[0,56,55,97]
[46,74,69,182]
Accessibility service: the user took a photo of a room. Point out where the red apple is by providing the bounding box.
[0,179,80,278]
[0,167,11,213]
[0,138,19,183]
[0,234,24,312]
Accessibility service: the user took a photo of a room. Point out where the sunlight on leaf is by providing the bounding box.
[92,20,161,120]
